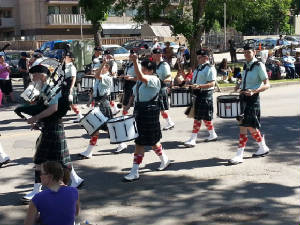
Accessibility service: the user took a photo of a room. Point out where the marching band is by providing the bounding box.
[2,43,270,202]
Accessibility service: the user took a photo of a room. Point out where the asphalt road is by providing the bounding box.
[0,83,299,225]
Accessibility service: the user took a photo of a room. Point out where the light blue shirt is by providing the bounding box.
[156,61,171,81]
[93,72,112,97]
[240,58,268,90]
[125,62,140,78]
[282,56,295,68]
[192,64,216,90]
[64,62,77,79]
[132,75,161,102]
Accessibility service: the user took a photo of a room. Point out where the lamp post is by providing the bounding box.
[224,1,226,51]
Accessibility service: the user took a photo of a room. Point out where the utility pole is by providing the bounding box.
[224,1,226,51]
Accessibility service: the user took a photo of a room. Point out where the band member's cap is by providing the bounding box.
[141,60,156,71]
[29,64,50,75]
[0,52,5,56]
[243,44,255,51]
[152,48,162,54]
[196,49,209,56]
[65,51,74,58]
[94,46,103,51]
[21,52,28,57]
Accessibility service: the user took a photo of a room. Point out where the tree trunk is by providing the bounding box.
[92,21,102,47]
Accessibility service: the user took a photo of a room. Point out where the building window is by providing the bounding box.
[125,9,137,17]
[0,9,12,18]
[48,6,60,15]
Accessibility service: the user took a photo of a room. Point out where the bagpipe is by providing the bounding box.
[15,58,70,122]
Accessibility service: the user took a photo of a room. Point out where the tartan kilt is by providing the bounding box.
[134,101,162,146]
[159,87,169,111]
[239,94,261,128]
[34,121,72,168]
[94,97,113,131]
[122,80,136,106]
[194,90,214,121]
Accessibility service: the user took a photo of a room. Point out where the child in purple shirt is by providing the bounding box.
[24,161,80,225]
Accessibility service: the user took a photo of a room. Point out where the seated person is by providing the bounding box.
[24,161,80,225]
[282,52,296,79]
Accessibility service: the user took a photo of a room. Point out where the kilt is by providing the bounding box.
[122,80,136,106]
[239,94,261,129]
[134,101,162,146]
[159,87,169,111]
[194,90,214,121]
[34,121,72,169]
[0,79,13,95]
[94,95,113,131]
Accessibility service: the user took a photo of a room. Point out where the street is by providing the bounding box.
[0,83,299,225]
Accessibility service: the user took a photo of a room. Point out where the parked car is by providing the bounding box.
[284,35,300,46]
[4,51,31,78]
[261,38,289,49]
[122,40,139,50]
[129,40,154,55]
[102,45,130,70]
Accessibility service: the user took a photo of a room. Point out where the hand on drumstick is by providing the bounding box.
[27,116,38,125]
[241,89,256,96]
[124,75,132,80]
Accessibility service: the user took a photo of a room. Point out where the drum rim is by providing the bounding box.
[217,95,240,102]
[107,115,134,124]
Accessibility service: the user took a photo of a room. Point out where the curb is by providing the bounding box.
[219,80,299,93]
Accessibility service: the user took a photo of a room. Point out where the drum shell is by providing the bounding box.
[80,107,108,136]
[170,88,192,107]
[21,84,40,103]
[217,95,241,118]
[81,76,95,91]
[110,78,124,93]
[107,115,139,144]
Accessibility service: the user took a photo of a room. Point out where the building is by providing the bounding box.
[0,0,140,41]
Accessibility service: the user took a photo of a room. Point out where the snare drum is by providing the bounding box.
[81,76,95,90]
[170,88,192,107]
[217,95,241,118]
[107,115,139,144]
[110,78,124,93]
[20,83,40,103]
[80,107,108,136]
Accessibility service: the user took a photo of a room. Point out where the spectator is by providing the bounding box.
[18,52,30,90]
[140,44,152,60]
[228,39,237,62]
[276,34,284,46]
[295,56,300,77]
[217,58,232,82]
[282,52,296,79]
[176,46,190,70]
[24,161,80,225]
[163,41,174,66]
[0,52,15,104]
[152,38,160,50]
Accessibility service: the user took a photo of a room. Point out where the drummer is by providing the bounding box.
[78,59,113,159]
[123,54,170,182]
[114,51,141,153]
[63,51,83,123]
[22,64,83,203]
[152,48,175,130]
[184,49,218,147]
[228,44,270,165]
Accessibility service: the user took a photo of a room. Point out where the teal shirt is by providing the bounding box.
[132,75,161,102]
[192,64,216,90]
[240,58,268,90]
[156,61,171,81]
[93,72,113,97]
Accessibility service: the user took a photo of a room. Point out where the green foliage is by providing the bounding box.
[79,0,115,23]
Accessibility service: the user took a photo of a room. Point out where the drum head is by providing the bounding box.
[217,95,240,103]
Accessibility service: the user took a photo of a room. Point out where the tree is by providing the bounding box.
[79,0,116,46]
[114,0,208,68]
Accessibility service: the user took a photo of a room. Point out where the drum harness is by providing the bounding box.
[192,63,211,96]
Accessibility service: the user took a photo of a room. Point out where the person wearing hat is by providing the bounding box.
[184,49,218,147]
[152,48,175,130]
[63,51,83,123]
[123,54,170,181]
[228,44,270,165]
[91,46,103,72]
[19,52,30,90]
[21,64,83,203]
[78,58,113,159]
[163,41,174,66]
[29,50,45,68]
[0,51,15,104]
